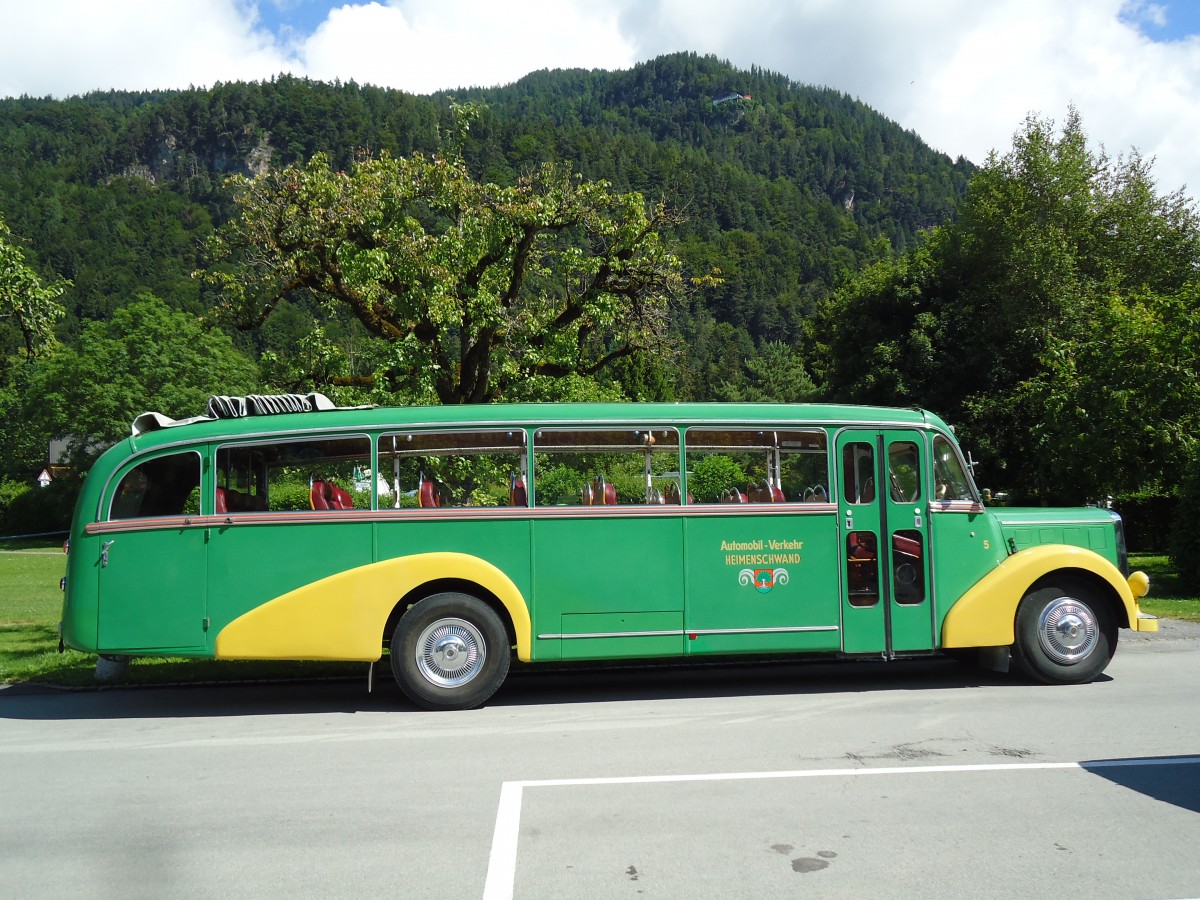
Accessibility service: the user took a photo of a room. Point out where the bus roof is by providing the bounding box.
[118,400,952,455]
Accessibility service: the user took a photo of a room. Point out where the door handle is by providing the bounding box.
[101,540,115,567]
[844,510,854,531]
[914,508,923,529]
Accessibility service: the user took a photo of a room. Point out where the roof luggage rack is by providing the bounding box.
[132,393,372,435]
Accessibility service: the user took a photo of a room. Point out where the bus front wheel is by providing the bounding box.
[390,592,511,710]
[1012,580,1116,685]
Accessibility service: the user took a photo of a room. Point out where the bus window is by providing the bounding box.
[892,529,925,605]
[887,441,922,503]
[379,430,526,508]
[110,452,201,519]
[217,436,371,512]
[933,435,973,501]
[841,442,875,504]
[534,428,680,506]
[846,531,879,606]
[685,429,827,504]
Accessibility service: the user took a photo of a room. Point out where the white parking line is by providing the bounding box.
[482,755,1200,900]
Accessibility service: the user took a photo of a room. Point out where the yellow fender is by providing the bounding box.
[215,552,532,662]
[942,544,1150,648]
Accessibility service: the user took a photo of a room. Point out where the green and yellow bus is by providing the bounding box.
[61,395,1156,709]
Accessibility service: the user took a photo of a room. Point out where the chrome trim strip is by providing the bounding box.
[687,626,840,635]
[87,503,840,533]
[995,518,1109,527]
[538,625,840,640]
[930,502,986,514]
[538,630,684,640]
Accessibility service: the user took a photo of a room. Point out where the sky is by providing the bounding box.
[2,0,1200,195]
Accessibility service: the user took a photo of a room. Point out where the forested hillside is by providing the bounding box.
[0,52,972,407]
[2,48,1198,549]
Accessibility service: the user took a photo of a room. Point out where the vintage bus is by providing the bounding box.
[60,395,1156,709]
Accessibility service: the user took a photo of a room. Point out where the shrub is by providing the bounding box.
[0,479,32,533]
[1170,463,1200,591]
[268,482,313,512]
[689,455,746,504]
[2,478,80,535]
[1113,490,1176,553]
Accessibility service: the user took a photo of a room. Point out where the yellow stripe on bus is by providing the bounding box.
[214,552,532,662]
[941,544,1149,648]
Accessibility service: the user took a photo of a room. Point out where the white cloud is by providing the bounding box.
[0,1,295,98]
[299,1,637,93]
[1,0,1199,194]
[610,0,1200,192]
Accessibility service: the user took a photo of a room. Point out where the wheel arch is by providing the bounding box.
[383,577,517,655]
[942,545,1135,649]
[214,552,531,662]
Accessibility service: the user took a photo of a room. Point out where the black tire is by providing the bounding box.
[390,592,511,710]
[1011,579,1116,685]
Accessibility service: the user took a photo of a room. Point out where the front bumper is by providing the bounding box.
[1128,571,1158,632]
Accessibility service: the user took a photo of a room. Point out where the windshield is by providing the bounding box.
[933,435,974,501]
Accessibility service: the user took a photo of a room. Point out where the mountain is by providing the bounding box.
[0,52,973,398]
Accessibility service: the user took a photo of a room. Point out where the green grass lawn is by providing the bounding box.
[0,540,361,687]
[1129,553,1200,622]
[1,544,1195,688]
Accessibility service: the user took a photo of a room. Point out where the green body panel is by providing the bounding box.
[531,515,684,661]
[97,526,207,652]
[375,516,533,635]
[994,508,1121,566]
[206,520,374,648]
[559,611,683,659]
[683,513,840,654]
[929,509,1008,639]
[58,400,1136,668]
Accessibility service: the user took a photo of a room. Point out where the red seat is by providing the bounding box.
[328,484,354,509]
[310,481,332,510]
[510,474,527,507]
[594,475,617,505]
[418,473,441,509]
[892,533,921,559]
[215,487,228,514]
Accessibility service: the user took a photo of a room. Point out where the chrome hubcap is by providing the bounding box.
[1037,597,1098,664]
[414,617,485,687]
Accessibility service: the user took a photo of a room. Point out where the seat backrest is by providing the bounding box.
[860,478,875,503]
[748,481,776,503]
[328,484,354,510]
[593,475,617,505]
[215,487,228,514]
[418,473,441,509]
[310,481,332,510]
[510,474,527,507]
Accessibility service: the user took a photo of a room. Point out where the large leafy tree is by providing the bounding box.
[816,109,1200,501]
[199,142,685,404]
[0,215,67,360]
[19,295,259,472]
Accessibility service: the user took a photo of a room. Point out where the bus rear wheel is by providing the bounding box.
[390,592,511,710]
[1012,580,1116,685]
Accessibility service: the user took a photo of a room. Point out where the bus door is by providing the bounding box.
[836,430,934,655]
[96,450,208,652]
